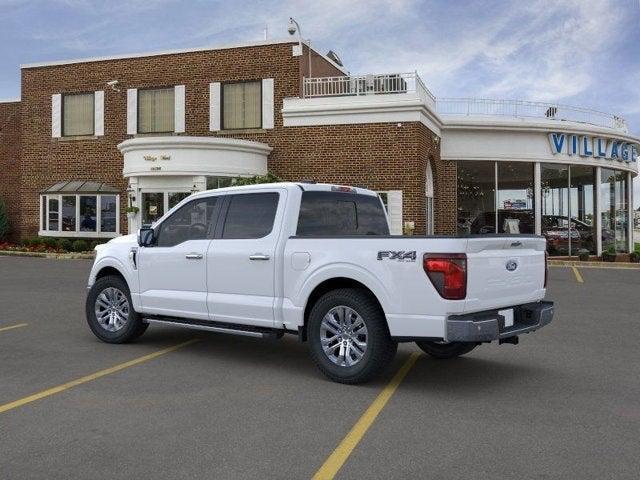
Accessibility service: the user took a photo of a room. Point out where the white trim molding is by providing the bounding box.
[126,88,137,135]
[94,90,104,136]
[51,94,62,138]
[209,82,221,132]
[262,78,275,129]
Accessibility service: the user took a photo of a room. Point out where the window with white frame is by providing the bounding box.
[63,92,94,136]
[40,193,119,237]
[138,87,175,133]
[377,190,403,235]
[222,81,262,129]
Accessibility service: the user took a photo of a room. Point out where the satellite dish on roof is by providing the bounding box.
[326,50,343,67]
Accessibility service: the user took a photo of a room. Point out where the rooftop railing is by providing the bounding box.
[436,97,628,132]
[302,72,436,107]
[301,73,628,132]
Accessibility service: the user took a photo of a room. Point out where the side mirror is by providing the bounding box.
[138,227,156,247]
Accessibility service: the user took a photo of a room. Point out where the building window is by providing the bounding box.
[457,161,496,234]
[206,176,235,190]
[497,163,535,234]
[222,81,261,129]
[601,168,628,253]
[40,194,119,237]
[138,87,175,133]
[63,92,94,136]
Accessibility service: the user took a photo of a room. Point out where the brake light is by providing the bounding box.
[423,253,467,300]
[331,186,355,193]
[544,251,548,288]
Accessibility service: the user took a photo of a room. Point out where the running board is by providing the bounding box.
[143,317,281,339]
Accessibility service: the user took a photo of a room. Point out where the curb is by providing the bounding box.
[0,250,95,260]
[549,260,640,270]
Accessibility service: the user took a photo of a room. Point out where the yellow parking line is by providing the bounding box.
[0,338,198,415]
[571,266,584,283]
[312,352,421,480]
[0,323,28,333]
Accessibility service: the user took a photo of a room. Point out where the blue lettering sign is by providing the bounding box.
[580,136,593,156]
[548,133,565,154]
[632,144,638,162]
[620,143,629,162]
[569,135,579,155]
[610,141,619,160]
[595,138,607,157]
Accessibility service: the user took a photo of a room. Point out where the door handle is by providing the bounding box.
[249,254,270,261]
[185,253,203,260]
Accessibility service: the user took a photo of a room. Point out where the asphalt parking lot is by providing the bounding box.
[1,257,639,479]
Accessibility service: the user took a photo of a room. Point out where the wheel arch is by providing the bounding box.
[299,274,390,342]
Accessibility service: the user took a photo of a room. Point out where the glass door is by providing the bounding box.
[142,192,165,226]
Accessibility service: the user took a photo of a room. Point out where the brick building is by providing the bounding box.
[1,38,638,255]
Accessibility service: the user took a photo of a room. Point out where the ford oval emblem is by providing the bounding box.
[506,260,518,272]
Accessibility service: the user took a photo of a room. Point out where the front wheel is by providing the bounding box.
[415,340,477,359]
[86,275,148,343]
[307,288,397,384]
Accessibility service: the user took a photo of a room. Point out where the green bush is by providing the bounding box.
[72,239,89,252]
[41,237,58,249]
[231,171,281,186]
[21,237,32,247]
[58,238,73,252]
[89,240,104,250]
[0,197,9,241]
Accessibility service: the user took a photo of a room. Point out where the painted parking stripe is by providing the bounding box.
[0,339,198,415]
[0,323,28,333]
[312,352,421,480]
[571,266,584,283]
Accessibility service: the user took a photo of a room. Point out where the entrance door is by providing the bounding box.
[207,190,284,328]
[141,192,164,226]
[138,196,220,320]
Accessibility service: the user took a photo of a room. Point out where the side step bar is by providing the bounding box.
[142,317,283,339]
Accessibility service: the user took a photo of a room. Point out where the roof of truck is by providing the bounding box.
[192,182,379,197]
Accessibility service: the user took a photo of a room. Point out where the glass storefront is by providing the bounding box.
[497,163,535,234]
[601,169,629,253]
[458,160,631,255]
[457,161,496,234]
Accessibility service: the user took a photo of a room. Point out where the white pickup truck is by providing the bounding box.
[86,182,553,384]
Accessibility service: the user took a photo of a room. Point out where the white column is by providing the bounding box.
[628,171,633,253]
[534,162,541,235]
[595,167,602,256]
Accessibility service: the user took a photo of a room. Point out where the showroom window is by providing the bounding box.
[41,193,119,237]
[457,161,496,234]
[601,168,629,253]
[497,163,535,234]
[62,92,94,136]
[222,81,261,130]
[138,87,175,133]
[206,176,235,190]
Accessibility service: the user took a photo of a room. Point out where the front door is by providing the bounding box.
[138,196,220,320]
[207,190,285,328]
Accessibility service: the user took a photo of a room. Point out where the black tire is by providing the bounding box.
[86,275,148,343]
[415,340,477,359]
[307,288,397,384]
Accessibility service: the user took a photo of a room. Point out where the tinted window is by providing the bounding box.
[297,192,390,236]
[222,193,279,239]
[156,197,218,247]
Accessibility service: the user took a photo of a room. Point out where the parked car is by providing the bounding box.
[86,183,553,384]
[469,210,535,235]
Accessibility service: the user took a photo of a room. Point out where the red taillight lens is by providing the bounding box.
[544,251,548,288]
[423,253,467,300]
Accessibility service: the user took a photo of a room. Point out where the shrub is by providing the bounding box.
[21,237,32,247]
[0,197,9,241]
[90,240,104,250]
[58,238,73,252]
[72,239,89,252]
[42,237,58,249]
[231,171,281,186]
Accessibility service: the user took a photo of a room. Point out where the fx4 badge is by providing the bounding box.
[377,251,417,262]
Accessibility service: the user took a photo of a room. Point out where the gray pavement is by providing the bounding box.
[0,257,639,479]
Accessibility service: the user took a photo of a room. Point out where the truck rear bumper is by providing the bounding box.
[446,301,554,343]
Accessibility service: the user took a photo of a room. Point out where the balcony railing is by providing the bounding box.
[302,72,436,106]
[436,97,628,132]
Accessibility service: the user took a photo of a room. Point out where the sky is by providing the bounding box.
[1,0,639,201]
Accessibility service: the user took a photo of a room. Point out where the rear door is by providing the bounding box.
[206,189,286,328]
[464,236,546,313]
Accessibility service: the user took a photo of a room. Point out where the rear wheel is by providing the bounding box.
[308,288,397,384]
[415,340,477,359]
[86,275,148,343]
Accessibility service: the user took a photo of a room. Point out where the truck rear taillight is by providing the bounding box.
[544,251,548,288]
[423,253,467,300]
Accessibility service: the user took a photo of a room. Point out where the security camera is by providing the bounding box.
[287,18,297,35]
[106,80,120,92]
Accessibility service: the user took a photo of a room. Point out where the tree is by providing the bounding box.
[0,197,9,241]
[230,171,281,186]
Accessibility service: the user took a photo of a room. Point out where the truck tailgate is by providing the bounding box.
[464,236,546,313]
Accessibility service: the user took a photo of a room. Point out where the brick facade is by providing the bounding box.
[0,101,21,240]
[8,41,450,239]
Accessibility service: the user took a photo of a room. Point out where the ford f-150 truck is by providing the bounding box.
[86,182,553,384]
